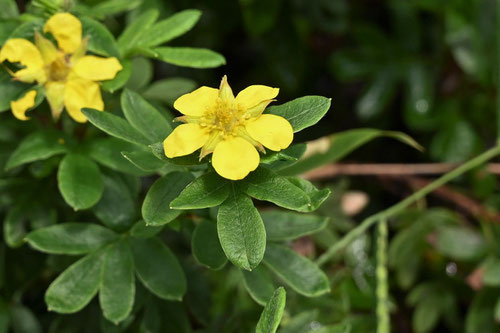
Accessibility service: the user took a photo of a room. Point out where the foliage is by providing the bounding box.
[1,0,499,332]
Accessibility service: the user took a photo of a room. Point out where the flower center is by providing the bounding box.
[48,55,71,82]
[201,98,248,136]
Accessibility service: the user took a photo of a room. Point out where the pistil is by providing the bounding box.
[204,97,247,136]
[48,55,71,82]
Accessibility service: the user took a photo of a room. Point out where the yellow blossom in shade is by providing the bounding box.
[0,12,122,122]
[163,76,294,180]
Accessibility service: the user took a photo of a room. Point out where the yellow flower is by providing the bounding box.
[0,13,122,123]
[163,76,294,180]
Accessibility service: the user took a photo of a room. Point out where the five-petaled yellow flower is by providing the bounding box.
[163,76,294,180]
[0,13,122,122]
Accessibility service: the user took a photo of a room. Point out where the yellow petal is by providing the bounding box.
[244,99,274,118]
[245,114,293,151]
[72,55,122,81]
[11,90,37,121]
[173,86,218,116]
[235,85,279,110]
[64,78,103,123]
[212,137,259,180]
[44,13,82,54]
[34,32,58,64]
[45,81,66,120]
[71,37,88,62]
[218,75,234,103]
[0,39,46,83]
[200,131,223,160]
[163,123,209,158]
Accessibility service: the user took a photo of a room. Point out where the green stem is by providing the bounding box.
[317,145,500,266]
[376,219,390,333]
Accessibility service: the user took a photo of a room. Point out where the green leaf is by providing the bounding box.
[121,89,172,142]
[4,207,27,248]
[495,297,500,323]
[134,46,161,59]
[10,305,41,333]
[149,142,201,166]
[143,77,197,105]
[256,287,286,333]
[0,0,18,19]
[217,188,266,270]
[125,57,153,90]
[117,9,159,55]
[86,138,148,176]
[263,243,330,297]
[279,310,318,333]
[388,209,454,289]
[58,154,103,210]
[242,265,275,306]
[356,69,397,121]
[430,120,478,163]
[5,130,67,171]
[446,15,484,81]
[45,252,102,313]
[99,315,134,333]
[191,220,227,270]
[130,220,163,239]
[151,47,226,68]
[239,167,311,211]
[465,291,498,333]
[99,240,135,324]
[260,143,306,169]
[81,17,120,57]
[139,299,162,332]
[8,19,43,40]
[261,210,328,241]
[141,298,191,333]
[28,204,57,230]
[121,176,141,198]
[92,172,136,231]
[0,67,30,112]
[436,226,487,261]
[90,0,142,18]
[170,172,230,210]
[404,64,436,131]
[101,59,131,93]
[287,177,330,212]
[121,150,168,172]
[310,324,352,333]
[142,171,194,226]
[130,237,186,301]
[137,9,201,48]
[0,20,17,45]
[82,108,150,146]
[281,128,423,175]
[267,96,331,133]
[482,257,500,286]
[26,223,117,255]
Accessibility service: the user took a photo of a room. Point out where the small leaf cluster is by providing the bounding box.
[0,0,344,331]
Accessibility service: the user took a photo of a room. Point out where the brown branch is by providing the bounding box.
[399,176,500,223]
[303,163,500,180]
[301,163,500,223]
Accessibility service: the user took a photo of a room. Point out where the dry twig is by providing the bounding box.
[303,163,500,223]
